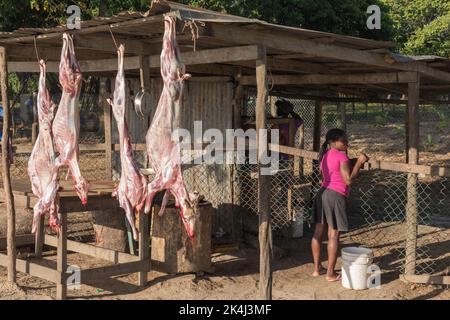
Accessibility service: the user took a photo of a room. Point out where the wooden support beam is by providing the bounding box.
[0,253,58,283]
[34,215,45,257]
[8,45,261,73]
[240,72,418,86]
[100,78,112,179]
[405,75,420,276]
[138,211,150,287]
[209,23,450,83]
[255,46,272,300]
[44,235,139,264]
[74,34,154,55]
[233,70,244,129]
[150,45,261,68]
[312,100,323,178]
[80,260,149,283]
[0,46,16,284]
[56,212,68,300]
[0,13,170,44]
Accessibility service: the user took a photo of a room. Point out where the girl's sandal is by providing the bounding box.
[326,273,341,282]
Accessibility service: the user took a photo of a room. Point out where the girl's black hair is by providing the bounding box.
[318,128,347,162]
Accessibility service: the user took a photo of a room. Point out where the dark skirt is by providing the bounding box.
[313,187,348,231]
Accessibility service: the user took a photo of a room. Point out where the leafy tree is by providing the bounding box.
[382,0,450,57]
[179,0,394,40]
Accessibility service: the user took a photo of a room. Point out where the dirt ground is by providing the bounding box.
[0,225,448,300]
[347,121,450,166]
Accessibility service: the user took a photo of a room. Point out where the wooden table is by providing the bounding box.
[0,179,150,299]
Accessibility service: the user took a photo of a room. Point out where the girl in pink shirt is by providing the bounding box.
[311,128,369,282]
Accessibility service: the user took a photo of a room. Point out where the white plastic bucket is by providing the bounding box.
[341,246,373,290]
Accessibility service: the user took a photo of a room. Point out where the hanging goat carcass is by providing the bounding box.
[108,44,147,240]
[52,33,89,205]
[28,60,60,232]
[144,15,201,239]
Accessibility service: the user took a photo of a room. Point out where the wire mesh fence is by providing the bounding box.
[2,150,108,181]
[233,153,449,277]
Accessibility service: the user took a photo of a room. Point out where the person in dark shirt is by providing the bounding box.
[274,99,303,159]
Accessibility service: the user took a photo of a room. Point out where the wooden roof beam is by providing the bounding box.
[0,13,171,45]
[209,23,450,83]
[8,45,262,72]
[240,72,418,86]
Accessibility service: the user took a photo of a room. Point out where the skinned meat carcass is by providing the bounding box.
[52,33,89,205]
[143,15,200,239]
[28,60,60,232]
[108,44,147,240]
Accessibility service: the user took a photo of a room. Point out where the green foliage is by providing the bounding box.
[374,111,389,127]
[381,0,450,57]
[179,0,393,40]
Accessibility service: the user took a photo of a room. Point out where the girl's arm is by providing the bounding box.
[340,154,369,186]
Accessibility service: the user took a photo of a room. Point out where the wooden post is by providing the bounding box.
[313,100,323,177]
[233,70,244,129]
[405,75,420,275]
[298,121,305,176]
[255,46,272,300]
[0,46,16,283]
[337,102,347,132]
[138,211,149,286]
[34,215,45,257]
[56,212,68,300]
[100,77,112,179]
[405,104,410,163]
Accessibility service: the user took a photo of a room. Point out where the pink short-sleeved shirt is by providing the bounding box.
[320,148,350,197]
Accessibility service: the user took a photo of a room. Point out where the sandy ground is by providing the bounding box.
[0,228,448,300]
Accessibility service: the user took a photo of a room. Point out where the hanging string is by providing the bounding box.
[182,20,205,52]
[33,36,41,63]
[109,25,119,51]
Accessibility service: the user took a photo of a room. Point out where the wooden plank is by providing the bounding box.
[0,46,16,283]
[209,24,450,83]
[79,260,149,282]
[14,143,107,153]
[149,45,260,68]
[240,72,418,86]
[44,235,139,264]
[233,71,244,129]
[0,253,58,283]
[400,274,450,285]
[405,76,420,275]
[0,234,34,250]
[312,101,323,153]
[8,45,261,73]
[56,212,67,300]
[0,13,169,44]
[59,196,119,213]
[255,46,272,300]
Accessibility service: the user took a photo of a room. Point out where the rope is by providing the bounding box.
[182,20,205,52]
[33,36,40,63]
[108,25,119,51]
